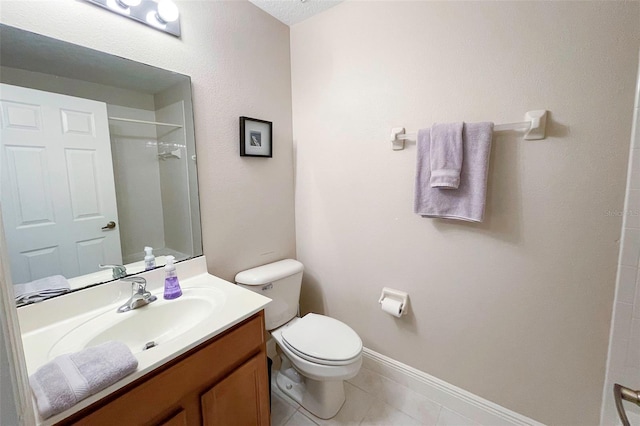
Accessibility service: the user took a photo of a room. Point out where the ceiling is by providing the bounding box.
[248,0,343,26]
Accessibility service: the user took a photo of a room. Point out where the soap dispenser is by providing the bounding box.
[163,255,182,300]
[144,246,156,271]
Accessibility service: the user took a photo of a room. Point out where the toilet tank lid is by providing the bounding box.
[235,259,304,285]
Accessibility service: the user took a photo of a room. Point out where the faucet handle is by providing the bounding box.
[121,276,147,294]
[116,276,156,313]
[99,263,127,279]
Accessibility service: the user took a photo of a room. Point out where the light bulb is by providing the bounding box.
[156,0,179,23]
[119,0,141,6]
[107,0,131,14]
[146,11,165,28]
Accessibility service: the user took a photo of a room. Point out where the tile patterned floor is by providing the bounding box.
[271,366,476,426]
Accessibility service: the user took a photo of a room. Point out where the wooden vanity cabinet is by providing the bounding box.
[61,311,270,426]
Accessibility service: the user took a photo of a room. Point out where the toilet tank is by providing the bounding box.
[235,259,304,331]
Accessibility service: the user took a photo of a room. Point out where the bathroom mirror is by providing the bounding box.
[0,24,203,304]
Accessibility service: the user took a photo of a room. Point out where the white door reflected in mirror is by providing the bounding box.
[0,84,122,285]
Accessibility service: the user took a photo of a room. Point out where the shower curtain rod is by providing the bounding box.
[108,116,183,129]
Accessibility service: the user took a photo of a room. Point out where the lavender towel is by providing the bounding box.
[415,122,493,222]
[429,122,464,189]
[29,341,138,419]
[14,275,70,306]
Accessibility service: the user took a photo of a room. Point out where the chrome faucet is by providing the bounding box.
[99,263,127,279]
[117,276,157,313]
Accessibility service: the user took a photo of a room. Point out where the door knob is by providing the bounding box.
[101,221,116,230]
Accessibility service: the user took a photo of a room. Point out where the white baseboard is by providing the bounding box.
[362,348,545,426]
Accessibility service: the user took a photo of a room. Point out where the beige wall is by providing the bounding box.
[291,2,639,424]
[0,0,296,281]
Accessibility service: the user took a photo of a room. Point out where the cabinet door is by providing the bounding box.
[158,409,188,426]
[201,354,270,426]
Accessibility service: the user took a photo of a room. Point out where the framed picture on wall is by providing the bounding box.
[240,116,272,158]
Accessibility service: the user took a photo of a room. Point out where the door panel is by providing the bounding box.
[60,109,95,136]
[76,238,108,276]
[4,145,54,226]
[1,100,41,130]
[65,148,102,219]
[0,84,122,284]
[20,246,63,279]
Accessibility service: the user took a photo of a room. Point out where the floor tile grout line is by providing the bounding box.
[272,393,298,426]
[433,404,443,426]
[281,409,296,426]
[350,369,445,425]
[284,408,302,424]
[345,378,374,395]
[297,407,320,425]
[354,387,379,426]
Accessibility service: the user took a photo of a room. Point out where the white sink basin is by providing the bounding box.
[48,287,225,358]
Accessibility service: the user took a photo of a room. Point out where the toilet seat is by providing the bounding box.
[281,339,360,366]
[281,313,362,366]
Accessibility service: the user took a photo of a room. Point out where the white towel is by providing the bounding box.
[429,122,464,189]
[29,341,138,419]
[14,275,70,306]
[415,122,494,222]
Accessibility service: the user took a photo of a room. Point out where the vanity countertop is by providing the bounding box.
[17,256,271,425]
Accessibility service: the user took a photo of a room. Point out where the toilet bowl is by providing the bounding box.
[272,315,362,380]
[235,260,363,419]
[271,314,362,418]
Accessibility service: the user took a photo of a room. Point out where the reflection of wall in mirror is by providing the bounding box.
[154,79,202,259]
[156,100,194,259]
[112,99,194,264]
[109,104,165,263]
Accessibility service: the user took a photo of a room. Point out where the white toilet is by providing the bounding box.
[235,259,363,419]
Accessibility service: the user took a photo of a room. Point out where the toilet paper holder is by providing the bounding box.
[378,287,409,316]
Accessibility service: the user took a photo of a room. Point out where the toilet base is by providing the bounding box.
[276,361,346,419]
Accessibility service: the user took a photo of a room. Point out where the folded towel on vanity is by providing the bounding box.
[429,122,464,189]
[14,275,70,306]
[29,341,138,419]
[415,122,494,222]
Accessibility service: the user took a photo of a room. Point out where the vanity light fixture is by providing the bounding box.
[118,0,141,6]
[82,0,181,37]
